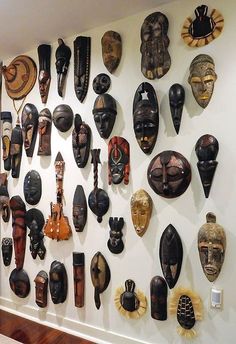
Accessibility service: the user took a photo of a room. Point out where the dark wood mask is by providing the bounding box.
[1,111,12,170]
[26,208,46,260]
[23,170,42,205]
[21,103,38,157]
[195,134,219,198]
[101,31,122,74]
[53,104,73,132]
[49,260,68,304]
[159,224,183,289]
[10,122,23,178]
[74,36,91,103]
[73,252,85,308]
[141,12,171,79]
[93,94,117,139]
[198,212,226,282]
[108,136,130,185]
[37,44,51,104]
[88,149,110,223]
[177,294,195,330]
[90,252,111,309]
[34,270,48,308]
[73,185,87,232]
[181,5,224,47]
[147,150,191,198]
[150,276,167,320]
[169,84,185,134]
[55,38,71,97]
[107,217,124,254]
[9,268,30,298]
[10,195,27,270]
[72,114,91,168]
[133,82,159,154]
[0,173,10,222]
[37,108,52,156]
[93,73,111,94]
[1,237,13,266]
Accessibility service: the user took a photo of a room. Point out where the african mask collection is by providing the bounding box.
[198,212,226,282]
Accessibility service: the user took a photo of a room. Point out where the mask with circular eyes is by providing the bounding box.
[147,150,191,198]
[195,134,219,198]
[140,12,171,79]
[101,31,122,74]
[73,185,87,232]
[9,268,30,298]
[93,73,111,94]
[150,276,167,320]
[169,84,185,134]
[49,260,68,304]
[198,212,226,282]
[72,114,91,168]
[1,111,12,171]
[38,108,52,156]
[23,170,42,205]
[159,224,183,289]
[133,82,159,154]
[21,103,38,157]
[130,189,152,237]
[93,94,117,139]
[108,136,130,185]
[188,54,217,108]
[53,104,73,132]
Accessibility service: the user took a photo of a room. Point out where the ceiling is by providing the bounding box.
[0,0,173,60]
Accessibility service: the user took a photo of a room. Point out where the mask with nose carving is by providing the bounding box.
[147,150,191,198]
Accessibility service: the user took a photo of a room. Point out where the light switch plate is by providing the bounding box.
[211,288,223,309]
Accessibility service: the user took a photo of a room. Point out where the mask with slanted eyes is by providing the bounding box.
[93,94,117,139]
[130,189,152,237]
[21,103,38,157]
[188,54,217,108]
[147,150,191,198]
[169,84,185,134]
[198,212,226,282]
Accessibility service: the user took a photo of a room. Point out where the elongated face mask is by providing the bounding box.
[73,185,87,232]
[108,136,130,185]
[1,111,12,171]
[93,94,117,139]
[150,276,167,320]
[101,31,122,74]
[21,103,38,157]
[49,260,68,304]
[130,189,152,237]
[38,108,52,156]
[2,237,13,266]
[23,170,42,205]
[188,54,217,108]
[34,270,48,308]
[38,44,51,104]
[198,212,226,282]
[55,38,71,97]
[148,150,191,198]
[169,84,185,134]
[72,114,91,168]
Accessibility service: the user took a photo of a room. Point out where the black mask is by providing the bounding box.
[169,83,185,134]
[107,217,124,254]
[55,38,71,97]
[53,104,73,132]
[93,94,117,139]
[72,114,91,168]
[26,208,46,260]
[150,276,167,320]
[49,260,68,304]
[93,73,111,94]
[10,123,23,178]
[21,103,38,157]
[1,111,12,171]
[23,170,42,205]
[2,237,13,266]
[9,268,30,298]
[73,185,87,232]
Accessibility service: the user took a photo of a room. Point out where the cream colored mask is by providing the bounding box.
[130,189,152,237]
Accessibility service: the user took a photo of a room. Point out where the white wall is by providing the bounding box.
[1,0,236,343]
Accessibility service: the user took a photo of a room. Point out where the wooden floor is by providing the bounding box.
[0,310,96,344]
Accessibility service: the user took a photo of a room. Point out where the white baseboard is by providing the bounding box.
[0,297,149,344]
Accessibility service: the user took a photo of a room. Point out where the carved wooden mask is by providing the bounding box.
[38,44,51,104]
[108,136,129,185]
[107,217,124,254]
[23,170,42,205]
[0,173,10,222]
[26,208,46,260]
[38,108,52,156]
[1,111,12,171]
[90,252,111,309]
[73,252,85,308]
[195,134,219,198]
[10,123,23,178]
[169,84,185,134]
[147,150,191,198]
[53,104,73,132]
[21,103,38,157]
[55,38,71,97]
[101,31,122,74]
[159,224,183,289]
[130,189,152,237]
[93,73,111,94]
[9,268,30,298]
[188,54,217,108]
[150,276,167,320]
[198,212,226,282]
[49,260,68,304]
[34,270,48,308]
[141,12,171,79]
[73,185,87,232]
[1,237,13,266]
[133,82,159,154]
[72,114,91,168]
[93,94,117,139]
